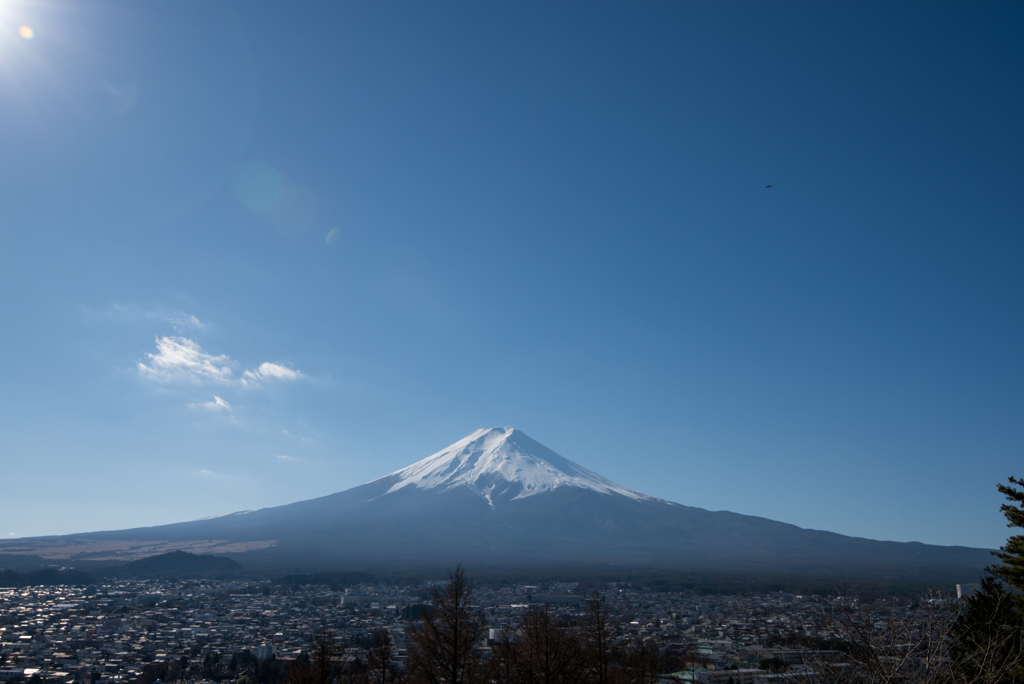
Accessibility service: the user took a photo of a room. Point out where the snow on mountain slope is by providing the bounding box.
[378,427,653,505]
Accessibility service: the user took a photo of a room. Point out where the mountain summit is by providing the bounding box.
[0,427,991,586]
[379,427,650,504]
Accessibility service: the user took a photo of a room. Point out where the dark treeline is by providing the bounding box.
[0,568,95,587]
[275,572,379,589]
[264,564,975,599]
[0,559,966,597]
[262,568,956,600]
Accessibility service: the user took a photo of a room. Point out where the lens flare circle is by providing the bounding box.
[231,162,284,213]
[18,26,34,40]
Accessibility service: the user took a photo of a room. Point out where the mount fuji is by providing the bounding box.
[0,427,991,584]
[381,427,652,504]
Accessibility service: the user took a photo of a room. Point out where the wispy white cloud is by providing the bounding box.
[194,469,249,485]
[170,312,205,332]
[198,469,233,479]
[242,362,304,385]
[139,337,305,389]
[139,336,234,383]
[276,454,301,462]
[85,303,205,331]
[188,396,231,411]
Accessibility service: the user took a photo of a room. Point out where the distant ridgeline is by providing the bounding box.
[111,550,243,577]
[0,568,96,588]
[0,554,50,572]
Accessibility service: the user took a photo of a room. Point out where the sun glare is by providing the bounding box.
[18,25,33,39]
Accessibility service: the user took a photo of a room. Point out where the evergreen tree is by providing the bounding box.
[949,575,1023,684]
[948,477,1024,684]
[994,476,1024,590]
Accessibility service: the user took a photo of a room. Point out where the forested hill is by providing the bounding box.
[114,551,243,577]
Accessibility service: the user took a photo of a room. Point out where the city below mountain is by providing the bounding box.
[0,428,991,588]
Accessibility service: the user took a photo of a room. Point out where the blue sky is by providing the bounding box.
[1,0,1021,550]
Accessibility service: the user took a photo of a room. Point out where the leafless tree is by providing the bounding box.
[583,593,613,684]
[288,628,348,684]
[800,588,956,684]
[366,628,405,684]
[676,643,709,684]
[408,564,487,684]
[493,606,587,684]
[619,639,659,684]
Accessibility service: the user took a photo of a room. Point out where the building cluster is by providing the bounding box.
[0,578,945,684]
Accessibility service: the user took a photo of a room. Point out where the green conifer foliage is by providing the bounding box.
[948,477,1024,684]
[994,476,1024,590]
[948,575,1024,683]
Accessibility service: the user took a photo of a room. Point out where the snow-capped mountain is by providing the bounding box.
[0,427,991,587]
[379,427,651,504]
